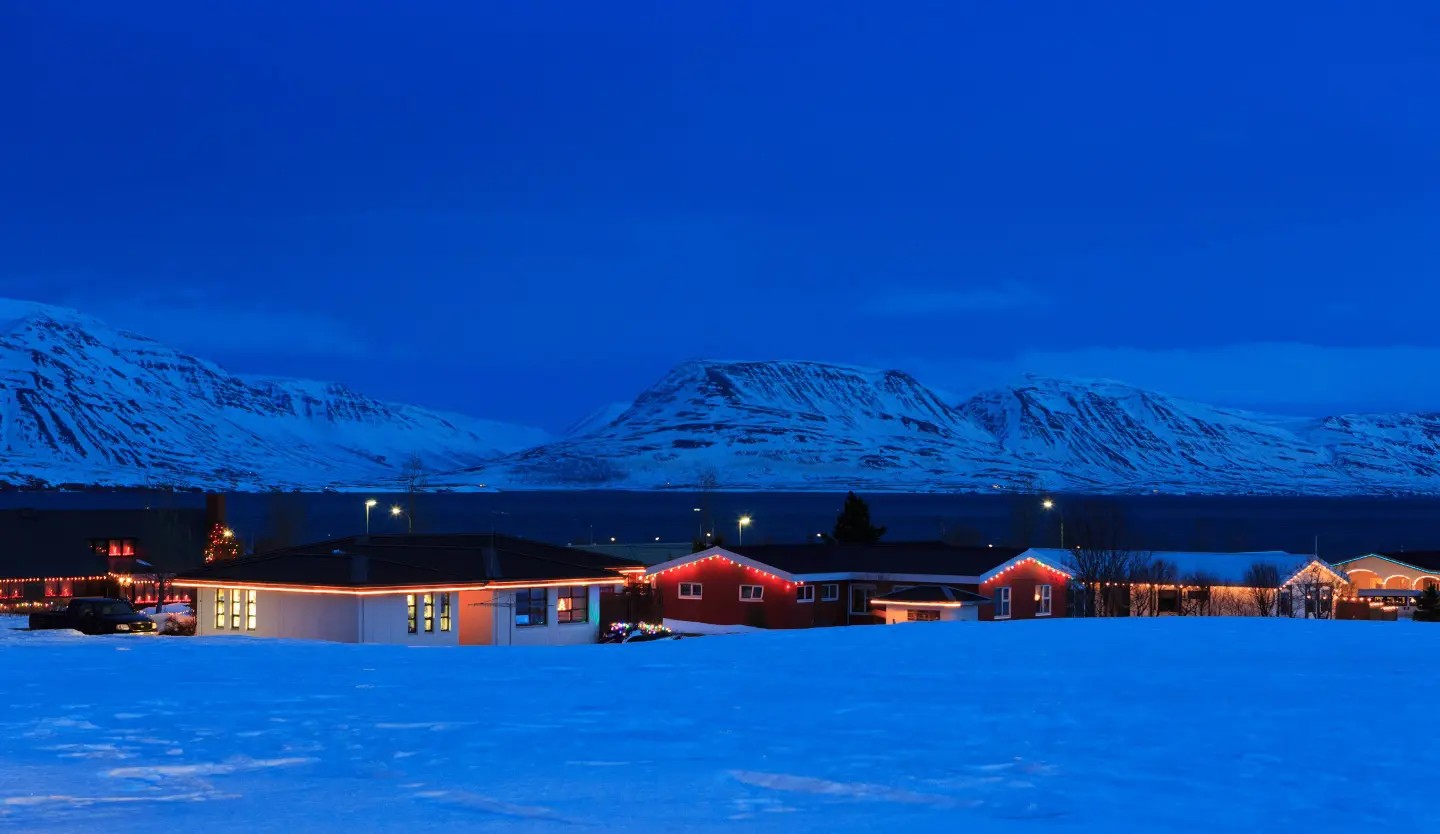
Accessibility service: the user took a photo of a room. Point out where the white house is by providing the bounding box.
[176,534,645,645]
[868,585,993,624]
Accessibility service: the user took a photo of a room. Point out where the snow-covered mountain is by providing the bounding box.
[0,300,546,489]
[470,360,1440,494]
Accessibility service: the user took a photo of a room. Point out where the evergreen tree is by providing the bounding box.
[830,492,887,544]
[204,522,243,563]
[1415,584,1440,622]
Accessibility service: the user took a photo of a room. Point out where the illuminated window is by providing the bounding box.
[796,585,815,603]
[906,609,940,622]
[820,584,839,602]
[406,594,417,634]
[1036,584,1052,616]
[90,538,137,557]
[230,589,242,629]
[556,587,588,623]
[995,586,1011,618]
[246,590,257,631]
[215,589,226,629]
[849,586,874,614]
[678,582,702,599]
[440,593,451,632]
[515,588,547,626]
[739,585,764,602]
[423,593,435,633]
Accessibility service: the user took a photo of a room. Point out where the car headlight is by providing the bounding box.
[115,623,130,632]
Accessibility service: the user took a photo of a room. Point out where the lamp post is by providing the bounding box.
[1041,498,1063,549]
[391,504,412,534]
[738,515,752,545]
[365,499,378,535]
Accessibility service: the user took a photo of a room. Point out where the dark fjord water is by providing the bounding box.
[3,491,1439,559]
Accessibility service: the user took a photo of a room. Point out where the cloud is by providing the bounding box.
[894,342,1440,416]
[869,283,1049,316]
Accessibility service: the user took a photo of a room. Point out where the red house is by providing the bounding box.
[645,543,1024,630]
[978,551,1075,620]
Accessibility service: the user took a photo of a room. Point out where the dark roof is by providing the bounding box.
[725,542,1024,578]
[0,508,207,580]
[871,585,994,605]
[176,533,644,589]
[1377,551,1440,572]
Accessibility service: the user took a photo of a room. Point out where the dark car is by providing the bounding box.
[28,598,158,635]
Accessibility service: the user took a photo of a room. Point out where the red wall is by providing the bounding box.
[980,561,1070,621]
[653,557,842,628]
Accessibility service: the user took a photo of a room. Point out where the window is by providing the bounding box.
[907,609,941,622]
[739,585,764,602]
[230,588,242,629]
[557,587,588,624]
[44,580,72,598]
[850,586,875,615]
[246,589,257,631]
[678,582,702,599]
[423,593,435,633]
[440,593,451,632]
[1036,584,1052,617]
[215,589,226,629]
[515,588,547,627]
[796,585,815,603]
[821,584,839,602]
[90,538,137,558]
[995,586,1011,618]
[406,594,418,634]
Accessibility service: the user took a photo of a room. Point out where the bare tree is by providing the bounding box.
[1127,554,1170,617]
[1179,571,1219,616]
[1243,563,1281,617]
[399,453,426,534]
[1067,499,1140,617]
[1286,563,1344,619]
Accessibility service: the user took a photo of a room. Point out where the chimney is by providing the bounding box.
[350,552,369,584]
[205,494,227,530]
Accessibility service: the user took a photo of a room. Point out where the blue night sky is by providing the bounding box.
[3,2,1438,431]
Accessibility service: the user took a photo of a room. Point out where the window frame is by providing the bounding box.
[849,585,876,615]
[422,593,435,633]
[440,593,451,632]
[820,583,840,602]
[678,582,703,600]
[230,588,242,629]
[556,586,589,624]
[1036,584,1052,617]
[246,589,257,631]
[995,586,1012,619]
[406,593,418,634]
[215,589,226,629]
[796,585,815,603]
[515,588,548,627]
[907,608,941,622]
[739,584,764,602]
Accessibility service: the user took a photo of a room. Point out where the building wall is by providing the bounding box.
[360,593,460,645]
[980,562,1069,621]
[472,586,601,647]
[879,604,979,624]
[196,587,360,642]
[1338,556,1440,592]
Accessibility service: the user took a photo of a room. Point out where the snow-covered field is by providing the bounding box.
[2,616,1432,832]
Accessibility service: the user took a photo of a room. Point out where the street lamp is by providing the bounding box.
[1041,499,1063,549]
[365,499,378,534]
[391,504,412,534]
[738,515,752,545]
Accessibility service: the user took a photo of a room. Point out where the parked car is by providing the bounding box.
[28,598,158,635]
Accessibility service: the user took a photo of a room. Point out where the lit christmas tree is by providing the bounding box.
[204,523,242,563]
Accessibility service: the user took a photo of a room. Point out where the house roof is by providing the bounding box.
[0,508,208,580]
[870,585,994,606]
[175,534,644,590]
[1334,552,1440,574]
[985,548,1337,587]
[715,542,1026,579]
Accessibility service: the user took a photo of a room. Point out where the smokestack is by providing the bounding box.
[350,552,369,584]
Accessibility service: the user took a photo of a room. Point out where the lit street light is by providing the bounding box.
[365,499,378,534]
[391,504,412,534]
[738,515,752,545]
[1041,498,1063,548]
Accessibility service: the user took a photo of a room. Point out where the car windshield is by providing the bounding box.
[92,602,135,616]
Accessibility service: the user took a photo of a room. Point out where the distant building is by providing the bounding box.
[869,585,994,623]
[1331,551,1440,615]
[175,534,644,645]
[645,542,1025,630]
[575,542,698,567]
[0,507,207,610]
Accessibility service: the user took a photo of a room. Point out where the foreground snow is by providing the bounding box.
[1,617,1432,832]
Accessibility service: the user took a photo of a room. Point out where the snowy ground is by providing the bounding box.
[2,616,1433,833]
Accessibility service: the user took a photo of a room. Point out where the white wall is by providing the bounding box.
[881,604,978,624]
[361,593,460,645]
[196,587,359,643]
